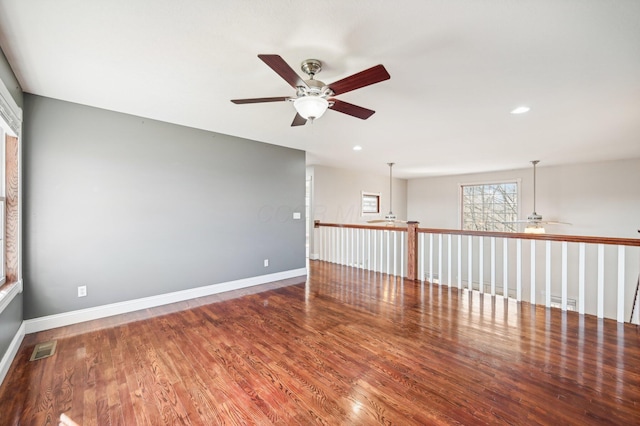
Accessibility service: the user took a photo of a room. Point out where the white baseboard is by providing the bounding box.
[24,268,307,334]
[0,321,25,386]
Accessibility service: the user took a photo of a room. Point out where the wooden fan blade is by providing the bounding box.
[291,113,307,126]
[328,64,390,96]
[329,99,375,120]
[231,96,290,104]
[258,54,308,89]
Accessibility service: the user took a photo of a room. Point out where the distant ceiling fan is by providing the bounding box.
[231,54,390,126]
[367,163,407,226]
[506,160,571,233]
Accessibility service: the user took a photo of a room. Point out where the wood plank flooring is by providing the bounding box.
[1,261,639,425]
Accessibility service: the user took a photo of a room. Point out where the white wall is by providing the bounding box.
[311,159,640,319]
[407,158,640,320]
[310,164,407,225]
[408,158,640,239]
[308,164,408,259]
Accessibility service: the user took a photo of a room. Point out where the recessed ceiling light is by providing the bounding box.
[511,106,530,114]
[353,145,362,151]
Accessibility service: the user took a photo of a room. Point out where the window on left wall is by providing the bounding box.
[0,81,21,312]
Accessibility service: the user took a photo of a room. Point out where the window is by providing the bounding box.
[0,77,21,313]
[461,182,518,232]
[361,192,381,215]
[0,125,5,284]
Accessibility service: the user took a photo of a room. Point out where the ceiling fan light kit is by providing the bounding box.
[524,224,546,234]
[231,54,390,126]
[293,96,328,121]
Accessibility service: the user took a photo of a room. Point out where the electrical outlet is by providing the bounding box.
[264,259,269,267]
[77,285,87,297]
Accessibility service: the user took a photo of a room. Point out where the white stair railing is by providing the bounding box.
[313,222,640,324]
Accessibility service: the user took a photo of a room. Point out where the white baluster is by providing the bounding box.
[400,232,405,278]
[393,231,398,277]
[617,245,625,323]
[578,243,586,315]
[448,235,452,287]
[562,242,568,311]
[503,239,508,298]
[386,231,391,275]
[530,240,536,304]
[598,244,604,318]
[350,228,355,266]
[361,229,364,269]
[468,235,473,291]
[367,229,371,270]
[457,235,462,289]
[429,233,434,284]
[516,239,522,301]
[355,228,359,268]
[329,228,338,263]
[479,236,484,294]
[380,230,385,273]
[372,230,377,272]
[491,237,496,295]
[545,241,551,308]
[438,234,443,285]
[322,227,326,262]
[340,228,344,264]
[419,233,425,282]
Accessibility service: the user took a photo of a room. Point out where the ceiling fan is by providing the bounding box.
[367,163,407,226]
[507,160,571,233]
[231,54,390,126]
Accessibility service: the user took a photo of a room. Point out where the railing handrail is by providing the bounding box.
[416,228,640,247]
[314,221,640,247]
[313,220,640,323]
[314,221,408,232]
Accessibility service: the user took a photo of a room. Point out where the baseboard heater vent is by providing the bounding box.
[30,340,57,361]
[550,296,577,311]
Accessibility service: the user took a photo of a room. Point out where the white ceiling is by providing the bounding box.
[0,0,638,178]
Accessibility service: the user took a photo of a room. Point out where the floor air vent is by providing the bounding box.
[29,340,57,361]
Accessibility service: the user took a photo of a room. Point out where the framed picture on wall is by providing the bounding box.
[361,191,381,215]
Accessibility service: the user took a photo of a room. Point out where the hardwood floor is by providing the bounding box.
[1,261,639,425]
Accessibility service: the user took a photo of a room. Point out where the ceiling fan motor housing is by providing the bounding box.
[528,212,543,221]
[300,59,322,77]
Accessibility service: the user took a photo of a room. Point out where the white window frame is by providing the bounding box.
[459,179,521,232]
[0,76,22,315]
[361,191,381,216]
[0,125,6,285]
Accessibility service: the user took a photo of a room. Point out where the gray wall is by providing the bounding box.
[23,94,306,319]
[0,293,22,353]
[0,47,22,368]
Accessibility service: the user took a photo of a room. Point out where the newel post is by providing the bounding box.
[407,221,419,281]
